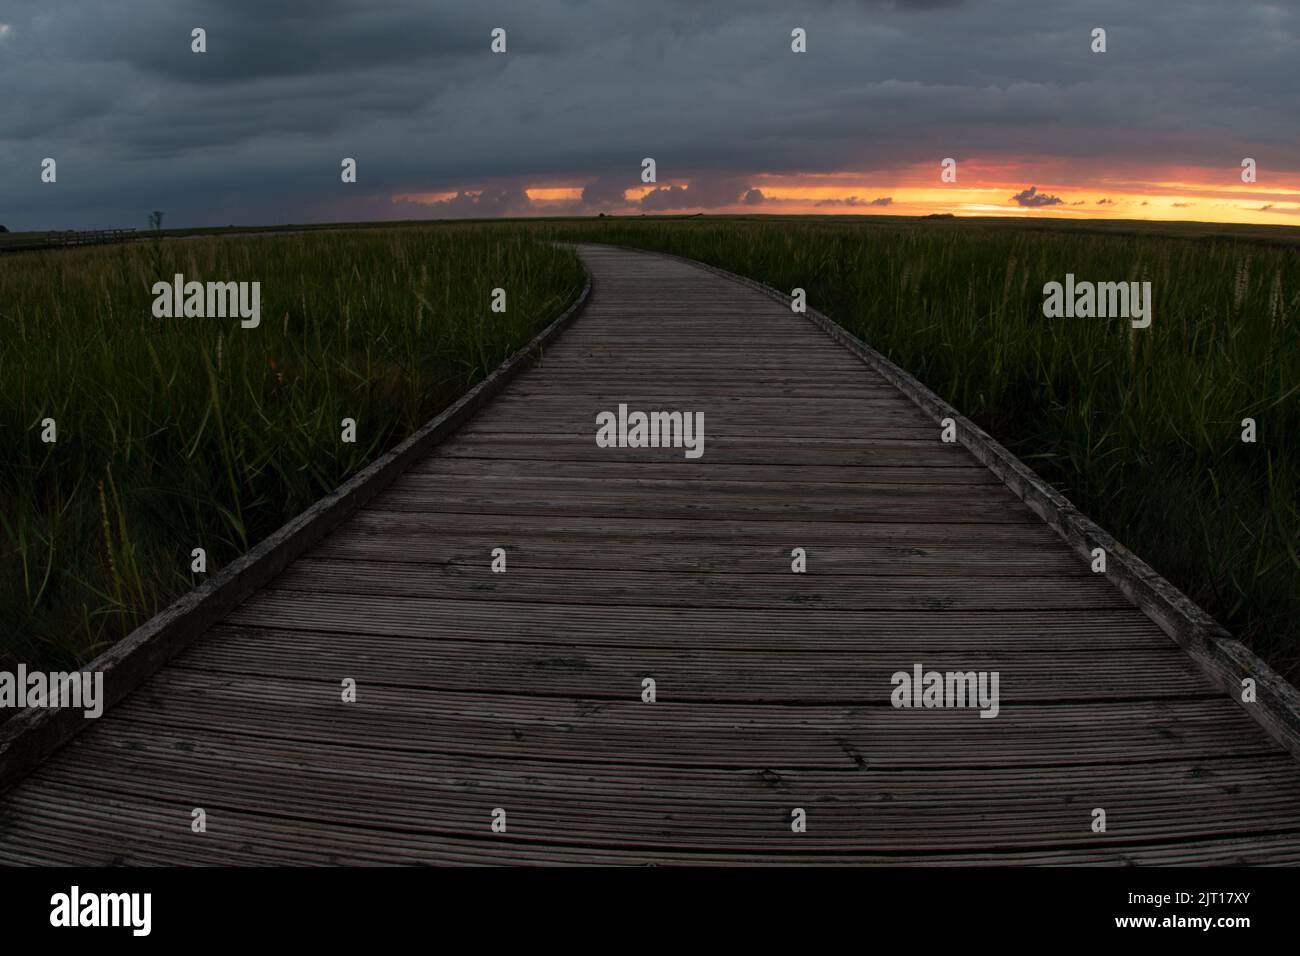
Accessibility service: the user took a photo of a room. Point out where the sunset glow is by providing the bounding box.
[392,161,1300,226]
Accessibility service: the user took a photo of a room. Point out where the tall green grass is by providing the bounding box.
[540,219,1300,679]
[0,226,583,673]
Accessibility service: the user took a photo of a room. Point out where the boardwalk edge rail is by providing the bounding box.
[0,271,592,790]
[621,243,1300,763]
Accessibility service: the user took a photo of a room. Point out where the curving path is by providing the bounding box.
[2,244,1299,864]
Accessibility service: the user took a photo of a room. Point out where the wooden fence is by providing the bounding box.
[0,228,140,254]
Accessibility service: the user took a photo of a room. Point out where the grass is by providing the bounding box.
[0,225,584,674]
[5,212,1297,688]
[535,217,1300,680]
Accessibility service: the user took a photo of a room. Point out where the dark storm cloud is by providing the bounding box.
[640,175,756,211]
[59,1,573,84]
[1,0,1297,229]
[581,174,636,208]
[397,182,535,219]
[1011,186,1064,207]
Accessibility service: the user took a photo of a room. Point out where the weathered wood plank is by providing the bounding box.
[266,560,1134,611]
[178,624,1205,702]
[17,730,1300,853]
[226,594,1175,649]
[5,785,1299,865]
[312,531,1091,575]
[107,667,1263,767]
[338,510,1061,542]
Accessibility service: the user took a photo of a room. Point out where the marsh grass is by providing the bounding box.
[4,214,1296,686]
[540,219,1300,679]
[0,226,583,672]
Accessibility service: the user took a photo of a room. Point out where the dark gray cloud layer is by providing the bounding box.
[1,0,1297,229]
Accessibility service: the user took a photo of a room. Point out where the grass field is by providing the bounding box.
[0,227,584,674]
[4,214,1297,687]
[538,217,1300,679]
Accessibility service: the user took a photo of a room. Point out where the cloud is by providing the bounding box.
[638,185,692,211]
[639,175,755,211]
[581,174,635,208]
[1010,186,1064,208]
[814,195,894,207]
[2,0,1298,229]
[1096,198,1114,205]
[398,182,534,219]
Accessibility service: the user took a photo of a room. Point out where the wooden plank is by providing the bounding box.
[106,667,1259,768]
[265,560,1133,611]
[226,594,1175,649]
[19,728,1300,853]
[178,623,1207,702]
[393,472,994,494]
[406,455,1003,484]
[368,489,1038,524]
[337,510,1060,542]
[5,785,1298,865]
[428,438,987,468]
[312,530,1090,575]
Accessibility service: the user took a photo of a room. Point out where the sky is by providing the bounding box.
[1,0,1298,231]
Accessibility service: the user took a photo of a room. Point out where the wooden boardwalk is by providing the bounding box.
[3,244,1299,864]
